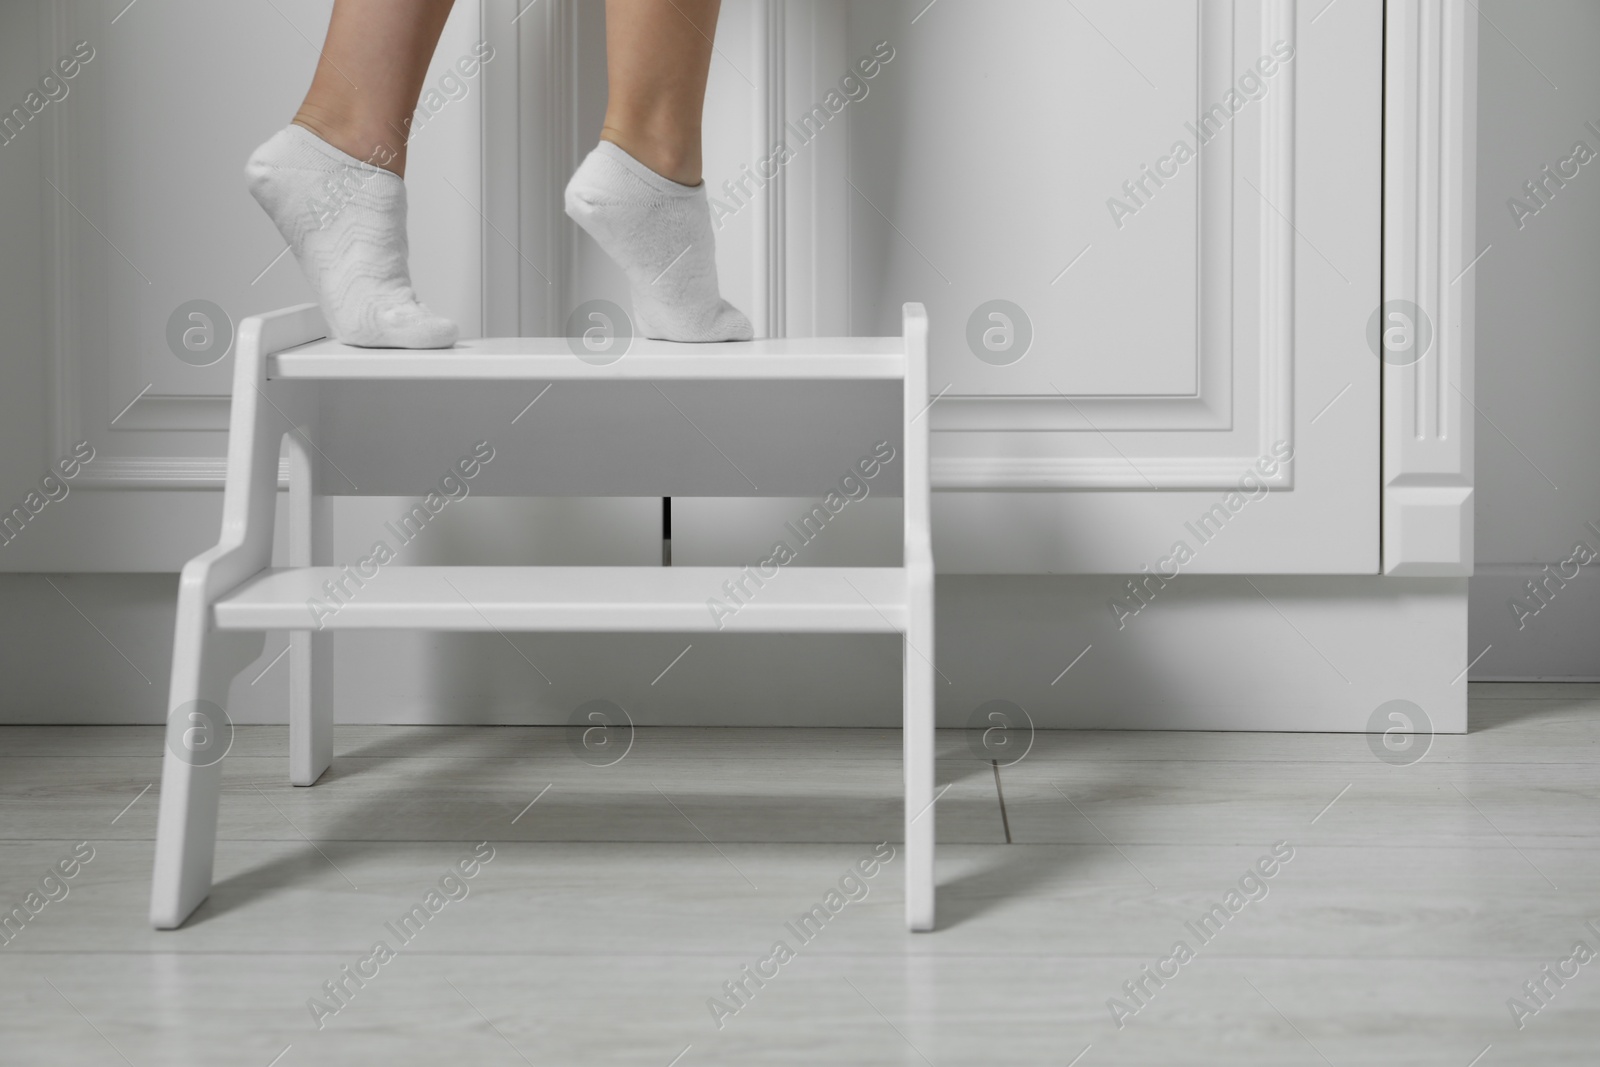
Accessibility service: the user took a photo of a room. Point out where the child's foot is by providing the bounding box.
[564,140,753,343]
[245,125,458,349]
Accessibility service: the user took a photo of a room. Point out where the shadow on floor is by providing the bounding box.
[191,729,1008,928]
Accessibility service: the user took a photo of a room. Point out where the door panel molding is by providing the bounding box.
[932,0,1296,489]
[930,0,1380,574]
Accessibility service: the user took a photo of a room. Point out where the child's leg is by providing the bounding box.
[565,0,753,343]
[246,0,460,349]
[290,0,458,178]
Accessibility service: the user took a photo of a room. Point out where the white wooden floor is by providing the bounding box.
[3,683,1598,1065]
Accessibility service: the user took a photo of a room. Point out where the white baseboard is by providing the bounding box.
[0,573,1468,733]
[936,575,1467,733]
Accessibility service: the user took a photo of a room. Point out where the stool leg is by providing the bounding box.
[150,624,262,929]
[899,301,935,931]
[904,627,936,932]
[287,427,333,786]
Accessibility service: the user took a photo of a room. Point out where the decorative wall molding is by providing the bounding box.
[46,1,263,458]
[41,0,236,488]
[109,397,231,432]
[934,452,1291,491]
[484,0,576,336]
[545,0,580,335]
[64,1,499,491]
[756,0,788,339]
[930,379,1232,432]
[480,0,523,337]
[1382,0,1477,575]
[75,458,290,491]
[43,0,76,466]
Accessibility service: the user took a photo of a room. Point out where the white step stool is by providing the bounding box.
[149,302,936,932]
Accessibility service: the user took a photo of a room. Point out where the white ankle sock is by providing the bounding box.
[245,125,458,349]
[564,141,753,343]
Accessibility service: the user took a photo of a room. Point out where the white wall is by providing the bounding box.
[0,0,1540,731]
[1466,0,1600,680]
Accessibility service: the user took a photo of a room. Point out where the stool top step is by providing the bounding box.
[269,336,907,380]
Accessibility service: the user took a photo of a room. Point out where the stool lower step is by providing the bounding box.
[215,565,909,632]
